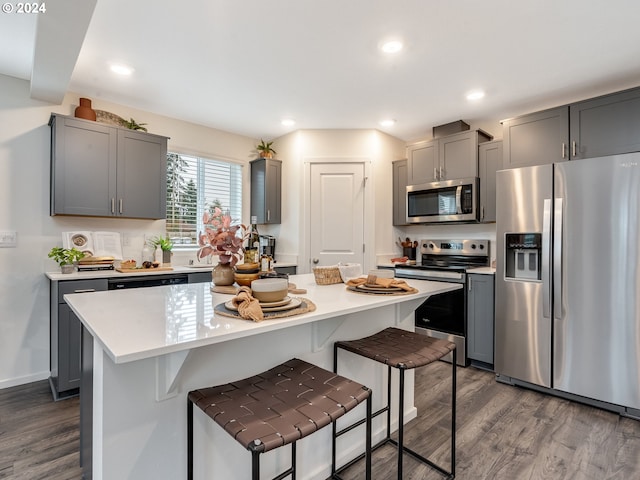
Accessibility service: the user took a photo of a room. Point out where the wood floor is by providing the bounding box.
[1,365,639,480]
[0,381,82,480]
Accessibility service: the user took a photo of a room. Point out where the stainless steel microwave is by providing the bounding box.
[406,177,479,224]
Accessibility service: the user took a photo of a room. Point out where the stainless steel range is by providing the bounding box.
[395,239,489,366]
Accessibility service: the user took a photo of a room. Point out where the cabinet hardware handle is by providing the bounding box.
[481,206,485,221]
[572,141,577,158]
[74,289,96,293]
[111,198,115,214]
[267,210,270,222]
[119,199,123,214]
[468,278,472,292]
[312,258,319,264]
[561,143,566,159]
[439,166,444,179]
[433,167,437,180]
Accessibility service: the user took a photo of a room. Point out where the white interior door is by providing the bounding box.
[309,162,365,267]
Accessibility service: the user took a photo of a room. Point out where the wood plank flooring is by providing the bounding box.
[0,381,81,480]
[336,362,640,480]
[1,365,639,480]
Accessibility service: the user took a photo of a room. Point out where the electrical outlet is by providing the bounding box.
[0,231,17,248]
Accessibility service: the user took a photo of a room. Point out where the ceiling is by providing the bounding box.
[2,0,640,142]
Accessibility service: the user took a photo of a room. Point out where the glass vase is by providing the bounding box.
[212,262,235,286]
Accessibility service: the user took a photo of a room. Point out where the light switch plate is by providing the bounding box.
[0,231,17,247]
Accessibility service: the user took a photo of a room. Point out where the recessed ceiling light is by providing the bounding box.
[379,119,396,127]
[110,63,134,76]
[380,40,403,54]
[466,90,485,101]
[281,118,296,127]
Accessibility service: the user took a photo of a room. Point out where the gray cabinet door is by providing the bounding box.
[50,114,168,219]
[570,87,640,159]
[51,115,117,216]
[439,130,490,179]
[478,140,502,223]
[502,106,569,169]
[467,273,495,366]
[117,129,167,219]
[50,278,108,398]
[392,159,409,226]
[250,158,282,224]
[407,140,438,184]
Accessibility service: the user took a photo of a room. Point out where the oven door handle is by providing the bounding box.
[455,185,463,214]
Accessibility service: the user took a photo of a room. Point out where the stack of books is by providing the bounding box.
[77,256,115,271]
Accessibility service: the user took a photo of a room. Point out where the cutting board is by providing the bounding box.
[116,267,174,273]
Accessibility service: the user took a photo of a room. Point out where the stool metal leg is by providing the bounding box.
[251,449,259,480]
[397,366,405,480]
[365,392,372,480]
[451,348,457,477]
[187,399,193,480]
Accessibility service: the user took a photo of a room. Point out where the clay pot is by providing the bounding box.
[212,262,235,286]
[75,98,97,121]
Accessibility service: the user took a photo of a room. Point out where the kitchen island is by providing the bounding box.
[64,273,461,480]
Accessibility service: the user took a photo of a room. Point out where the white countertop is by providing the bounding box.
[64,273,461,364]
[46,262,297,281]
[467,267,496,275]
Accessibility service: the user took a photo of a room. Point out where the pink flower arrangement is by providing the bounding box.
[197,207,248,267]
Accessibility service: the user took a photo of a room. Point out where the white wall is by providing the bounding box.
[0,74,257,388]
[265,129,406,272]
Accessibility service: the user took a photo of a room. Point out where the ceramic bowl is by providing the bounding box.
[251,278,288,303]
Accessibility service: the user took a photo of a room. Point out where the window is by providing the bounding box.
[166,152,242,248]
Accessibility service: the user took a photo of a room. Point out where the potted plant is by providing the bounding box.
[122,117,148,132]
[48,247,85,273]
[150,235,173,265]
[256,139,276,159]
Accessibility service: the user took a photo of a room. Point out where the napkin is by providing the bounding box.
[346,276,414,292]
[230,286,264,322]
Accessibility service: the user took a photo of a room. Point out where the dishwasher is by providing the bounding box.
[108,273,188,289]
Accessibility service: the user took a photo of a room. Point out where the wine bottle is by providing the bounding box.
[246,216,260,263]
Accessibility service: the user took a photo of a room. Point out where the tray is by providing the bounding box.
[224,297,302,313]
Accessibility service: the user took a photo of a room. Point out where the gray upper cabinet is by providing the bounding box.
[406,130,492,185]
[570,87,640,159]
[392,159,409,226]
[503,86,640,168]
[439,130,493,180]
[478,140,502,223]
[406,140,438,184]
[250,158,281,224]
[50,114,168,219]
[502,106,569,169]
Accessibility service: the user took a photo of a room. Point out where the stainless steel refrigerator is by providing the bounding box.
[495,152,640,412]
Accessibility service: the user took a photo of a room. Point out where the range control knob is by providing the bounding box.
[479,244,485,250]
[471,244,476,249]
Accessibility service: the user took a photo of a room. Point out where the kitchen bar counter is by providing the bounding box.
[66,274,461,480]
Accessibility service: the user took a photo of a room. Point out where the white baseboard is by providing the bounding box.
[0,371,49,390]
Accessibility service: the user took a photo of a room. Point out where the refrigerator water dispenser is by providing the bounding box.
[505,233,542,281]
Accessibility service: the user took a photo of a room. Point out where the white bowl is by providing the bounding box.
[251,278,288,302]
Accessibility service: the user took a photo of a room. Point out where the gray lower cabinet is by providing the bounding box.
[467,273,495,368]
[478,140,502,223]
[50,278,108,398]
[49,113,168,219]
[392,159,409,225]
[250,158,282,224]
[274,265,297,275]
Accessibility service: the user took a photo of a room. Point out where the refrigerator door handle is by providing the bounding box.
[542,199,552,318]
[553,198,563,319]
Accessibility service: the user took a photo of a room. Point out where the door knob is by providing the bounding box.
[312,258,319,264]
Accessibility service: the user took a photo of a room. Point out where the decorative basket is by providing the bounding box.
[312,265,343,285]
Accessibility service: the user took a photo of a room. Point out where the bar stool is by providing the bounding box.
[188,358,372,480]
[332,327,456,479]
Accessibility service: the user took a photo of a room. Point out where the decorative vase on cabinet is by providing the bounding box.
[212,262,235,286]
[74,97,97,121]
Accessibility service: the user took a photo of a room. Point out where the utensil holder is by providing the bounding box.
[402,247,416,260]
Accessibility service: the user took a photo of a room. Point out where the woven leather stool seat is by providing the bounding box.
[333,327,456,479]
[188,358,372,480]
[335,326,456,370]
